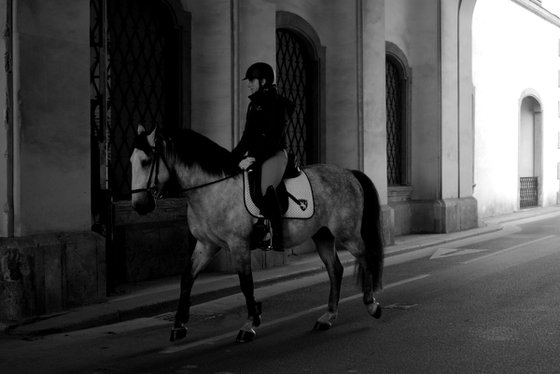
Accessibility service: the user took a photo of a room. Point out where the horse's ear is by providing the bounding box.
[137,124,146,135]
[146,127,157,147]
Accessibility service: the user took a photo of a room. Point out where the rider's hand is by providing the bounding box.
[239,157,256,170]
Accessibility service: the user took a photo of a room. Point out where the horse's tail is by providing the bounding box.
[350,170,384,292]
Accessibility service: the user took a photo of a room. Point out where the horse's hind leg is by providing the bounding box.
[352,242,382,319]
[339,237,382,320]
[312,228,343,331]
[357,254,382,319]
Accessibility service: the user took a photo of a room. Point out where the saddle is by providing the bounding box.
[243,155,314,220]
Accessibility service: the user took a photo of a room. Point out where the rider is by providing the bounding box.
[232,62,294,251]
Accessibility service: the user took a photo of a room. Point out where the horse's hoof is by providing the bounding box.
[236,328,256,343]
[170,326,188,342]
[313,312,336,331]
[372,304,382,319]
[313,321,332,331]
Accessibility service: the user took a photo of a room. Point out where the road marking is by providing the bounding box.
[384,303,419,310]
[430,248,485,260]
[462,235,556,264]
[160,274,430,354]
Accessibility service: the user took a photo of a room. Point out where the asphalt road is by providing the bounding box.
[3,214,560,373]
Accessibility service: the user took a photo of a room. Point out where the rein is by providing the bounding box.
[180,172,240,193]
[131,137,240,197]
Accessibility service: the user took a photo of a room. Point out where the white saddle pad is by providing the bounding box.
[243,171,315,219]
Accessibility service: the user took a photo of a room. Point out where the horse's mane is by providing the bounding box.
[162,128,239,176]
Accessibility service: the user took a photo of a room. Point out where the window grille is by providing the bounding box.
[520,177,538,208]
[90,0,181,201]
[386,58,404,186]
[276,29,312,166]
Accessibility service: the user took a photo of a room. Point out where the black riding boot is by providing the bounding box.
[263,186,284,251]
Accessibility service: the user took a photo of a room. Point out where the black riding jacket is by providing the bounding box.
[232,85,294,163]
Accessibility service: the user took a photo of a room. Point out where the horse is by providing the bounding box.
[130,125,384,343]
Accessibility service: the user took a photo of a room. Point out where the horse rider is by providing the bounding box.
[232,62,294,251]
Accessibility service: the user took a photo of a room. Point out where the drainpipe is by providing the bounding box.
[4,0,14,237]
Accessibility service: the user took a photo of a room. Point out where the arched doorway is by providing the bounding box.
[275,12,323,166]
[90,0,190,288]
[91,0,187,201]
[518,95,542,209]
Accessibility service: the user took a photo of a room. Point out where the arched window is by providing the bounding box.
[277,29,312,165]
[385,43,411,191]
[276,12,324,166]
[386,57,404,185]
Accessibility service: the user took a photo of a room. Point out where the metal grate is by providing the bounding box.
[90,0,181,201]
[90,0,108,193]
[276,29,311,166]
[520,177,538,208]
[386,58,404,186]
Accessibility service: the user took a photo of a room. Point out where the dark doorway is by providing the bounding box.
[90,0,189,290]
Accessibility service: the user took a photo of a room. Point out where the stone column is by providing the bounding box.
[0,0,10,238]
[435,0,477,232]
[361,0,393,243]
[189,0,235,148]
[14,0,91,234]
[1,0,105,322]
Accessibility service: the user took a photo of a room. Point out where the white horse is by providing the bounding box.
[130,126,384,342]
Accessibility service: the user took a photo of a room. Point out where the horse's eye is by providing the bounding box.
[141,159,151,168]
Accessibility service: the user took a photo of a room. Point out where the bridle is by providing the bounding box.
[130,133,241,199]
[130,135,170,199]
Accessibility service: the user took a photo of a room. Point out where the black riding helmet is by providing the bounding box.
[243,62,275,84]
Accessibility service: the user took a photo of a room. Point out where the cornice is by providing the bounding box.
[511,0,560,28]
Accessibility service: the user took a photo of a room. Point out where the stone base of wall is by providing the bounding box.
[206,247,287,273]
[0,231,105,322]
[112,199,192,286]
[207,241,315,273]
[381,205,395,246]
[390,197,478,235]
[111,200,399,277]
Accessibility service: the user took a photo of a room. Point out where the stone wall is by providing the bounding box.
[0,232,105,322]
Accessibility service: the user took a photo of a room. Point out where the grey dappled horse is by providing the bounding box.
[130,126,384,343]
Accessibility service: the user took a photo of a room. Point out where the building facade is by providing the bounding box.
[473,0,560,217]
[0,0,479,322]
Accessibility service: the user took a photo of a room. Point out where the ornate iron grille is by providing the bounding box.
[276,29,311,166]
[520,177,538,208]
[91,0,106,178]
[90,0,180,200]
[90,0,110,232]
[386,58,404,186]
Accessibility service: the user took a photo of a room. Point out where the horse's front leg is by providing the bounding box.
[312,229,343,331]
[236,270,262,343]
[171,240,219,342]
[233,244,261,343]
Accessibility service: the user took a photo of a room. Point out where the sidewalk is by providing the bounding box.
[6,206,560,336]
